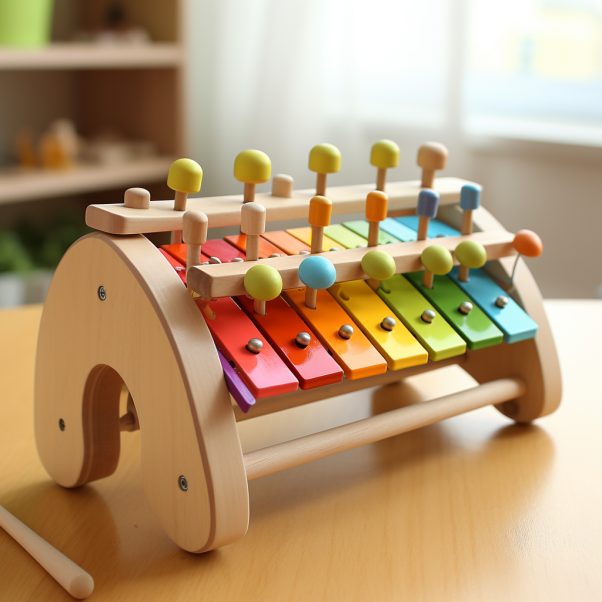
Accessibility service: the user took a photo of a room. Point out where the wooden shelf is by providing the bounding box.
[0,157,174,204]
[0,43,183,70]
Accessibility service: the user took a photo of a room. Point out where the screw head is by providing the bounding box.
[232,257,245,262]
[299,250,310,255]
[421,309,436,323]
[496,295,509,308]
[295,332,311,348]
[98,286,106,301]
[381,316,396,331]
[209,256,222,264]
[459,301,473,315]
[246,338,263,354]
[269,253,281,258]
[329,247,340,252]
[178,475,188,491]
[59,418,65,431]
[338,324,354,339]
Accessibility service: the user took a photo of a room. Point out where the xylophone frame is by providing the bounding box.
[34,196,561,553]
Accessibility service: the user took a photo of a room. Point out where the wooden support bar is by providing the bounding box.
[85,177,474,235]
[187,231,517,300]
[244,377,526,480]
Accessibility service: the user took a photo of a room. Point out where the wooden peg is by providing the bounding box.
[241,202,266,262]
[308,195,332,254]
[272,174,294,198]
[244,264,283,316]
[365,190,388,247]
[460,183,482,235]
[455,240,486,282]
[421,245,453,289]
[167,158,203,244]
[361,249,395,292]
[511,230,543,285]
[298,255,337,310]
[309,143,341,196]
[370,140,400,191]
[124,187,150,210]
[417,142,448,188]
[416,189,440,241]
[183,210,208,297]
[234,150,271,204]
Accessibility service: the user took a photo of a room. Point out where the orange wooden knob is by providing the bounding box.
[513,230,543,257]
[365,191,388,222]
[308,196,332,228]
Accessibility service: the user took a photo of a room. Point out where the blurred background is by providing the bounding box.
[0,0,601,307]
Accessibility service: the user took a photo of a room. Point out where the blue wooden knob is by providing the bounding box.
[417,189,439,219]
[298,255,337,290]
[460,183,481,211]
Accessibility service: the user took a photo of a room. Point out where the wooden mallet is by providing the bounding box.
[234,149,271,204]
[309,143,341,196]
[416,189,440,241]
[417,142,448,188]
[0,505,94,599]
[371,139,400,192]
[167,158,203,244]
[308,195,332,254]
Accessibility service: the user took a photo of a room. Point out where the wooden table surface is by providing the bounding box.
[1,300,601,602]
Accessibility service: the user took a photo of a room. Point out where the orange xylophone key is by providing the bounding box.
[161,243,209,267]
[237,295,343,390]
[261,231,311,255]
[224,234,284,258]
[159,247,190,284]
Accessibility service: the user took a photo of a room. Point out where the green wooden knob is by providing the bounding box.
[234,150,271,184]
[309,143,341,174]
[455,240,487,269]
[361,249,396,280]
[244,264,282,301]
[421,245,453,275]
[370,139,400,169]
[167,158,203,193]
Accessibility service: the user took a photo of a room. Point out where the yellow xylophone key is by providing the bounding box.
[286,227,341,252]
[283,287,387,380]
[329,280,428,370]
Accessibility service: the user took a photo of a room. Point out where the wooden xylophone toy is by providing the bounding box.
[34,140,561,553]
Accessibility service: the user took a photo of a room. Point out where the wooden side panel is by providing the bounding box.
[329,280,428,370]
[283,288,387,380]
[405,272,504,351]
[200,297,298,398]
[237,295,343,390]
[261,230,311,255]
[377,275,467,361]
[224,234,284,258]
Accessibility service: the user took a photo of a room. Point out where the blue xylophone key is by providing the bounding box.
[379,218,417,242]
[448,267,538,344]
[396,216,461,238]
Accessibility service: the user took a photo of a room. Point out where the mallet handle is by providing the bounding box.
[0,505,94,599]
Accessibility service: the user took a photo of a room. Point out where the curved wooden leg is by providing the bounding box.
[35,233,249,552]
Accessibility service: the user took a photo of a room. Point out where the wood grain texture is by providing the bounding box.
[0,301,599,601]
[85,177,474,234]
[188,230,517,300]
[34,233,248,553]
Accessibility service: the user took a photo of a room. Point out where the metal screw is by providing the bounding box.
[178,475,188,491]
[59,418,65,431]
[459,301,473,315]
[329,247,340,252]
[421,309,436,323]
[299,250,310,255]
[209,257,222,264]
[381,317,396,331]
[98,286,106,301]
[295,332,311,348]
[338,324,354,340]
[269,253,281,258]
[246,338,263,354]
[232,257,245,262]
[496,295,509,309]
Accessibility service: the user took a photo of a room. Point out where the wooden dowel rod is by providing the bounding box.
[458,265,470,282]
[243,182,255,204]
[170,230,182,245]
[417,216,429,241]
[246,235,260,262]
[316,173,327,196]
[310,225,324,255]
[0,505,94,599]
[462,210,473,236]
[304,287,317,309]
[367,220,380,247]
[376,167,386,192]
[244,378,526,481]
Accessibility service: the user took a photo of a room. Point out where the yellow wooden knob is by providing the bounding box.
[167,158,203,193]
[417,142,448,171]
[421,245,453,275]
[455,240,487,269]
[308,195,332,228]
[361,250,396,280]
[234,150,271,184]
[365,191,388,222]
[309,143,341,174]
[244,264,283,301]
[370,140,400,169]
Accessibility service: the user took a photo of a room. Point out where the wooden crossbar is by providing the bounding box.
[187,230,516,300]
[85,177,473,234]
